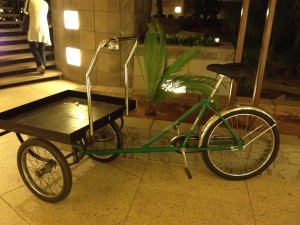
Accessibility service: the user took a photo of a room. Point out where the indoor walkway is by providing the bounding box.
[0,80,299,225]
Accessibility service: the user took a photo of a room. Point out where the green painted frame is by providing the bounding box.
[73,96,243,161]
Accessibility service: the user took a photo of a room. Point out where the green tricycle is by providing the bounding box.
[0,37,279,202]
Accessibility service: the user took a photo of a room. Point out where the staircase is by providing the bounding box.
[0,0,63,88]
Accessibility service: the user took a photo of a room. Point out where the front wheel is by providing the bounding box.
[17,138,72,202]
[201,109,279,180]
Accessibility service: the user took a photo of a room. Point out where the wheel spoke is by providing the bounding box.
[201,109,279,180]
[17,138,72,202]
[88,121,121,162]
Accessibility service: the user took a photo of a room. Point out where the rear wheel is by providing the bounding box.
[17,138,72,202]
[201,109,279,180]
[88,121,122,162]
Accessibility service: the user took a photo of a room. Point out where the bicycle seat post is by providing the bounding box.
[210,74,225,98]
[207,63,253,102]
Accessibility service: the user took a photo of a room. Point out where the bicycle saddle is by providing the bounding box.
[207,63,254,79]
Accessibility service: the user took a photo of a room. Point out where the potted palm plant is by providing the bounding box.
[142,24,217,116]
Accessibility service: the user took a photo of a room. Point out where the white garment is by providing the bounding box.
[24,0,52,45]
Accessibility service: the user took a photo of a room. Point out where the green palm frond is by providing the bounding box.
[164,47,200,77]
[142,23,218,114]
[156,47,201,98]
[143,24,167,105]
[165,73,218,96]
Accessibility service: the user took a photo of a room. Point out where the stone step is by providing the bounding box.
[0,43,29,52]
[0,7,13,10]
[0,60,56,74]
[0,35,27,42]
[0,14,19,18]
[0,28,24,38]
[0,28,23,33]
[0,52,32,62]
[0,69,63,88]
[0,20,21,25]
[0,20,59,88]
[0,52,53,64]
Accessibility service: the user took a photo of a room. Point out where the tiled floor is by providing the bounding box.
[0,80,300,225]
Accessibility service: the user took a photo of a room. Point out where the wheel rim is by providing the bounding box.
[206,113,276,177]
[21,146,65,198]
[89,124,118,159]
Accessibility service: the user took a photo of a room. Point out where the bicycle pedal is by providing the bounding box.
[184,167,192,180]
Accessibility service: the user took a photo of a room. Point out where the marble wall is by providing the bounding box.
[50,0,151,87]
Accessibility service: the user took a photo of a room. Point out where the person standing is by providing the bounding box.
[24,0,51,75]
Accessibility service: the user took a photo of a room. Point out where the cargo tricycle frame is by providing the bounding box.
[0,37,279,202]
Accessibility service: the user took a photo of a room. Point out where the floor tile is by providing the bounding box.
[0,130,19,144]
[28,80,80,95]
[253,207,300,225]
[247,176,300,224]
[0,139,24,196]
[0,80,80,112]
[0,86,48,111]
[247,176,300,212]
[125,188,255,225]
[0,198,28,225]
[2,157,147,225]
[139,160,250,204]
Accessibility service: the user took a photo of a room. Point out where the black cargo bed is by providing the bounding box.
[0,90,136,144]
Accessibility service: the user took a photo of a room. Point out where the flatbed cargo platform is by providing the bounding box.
[0,90,136,144]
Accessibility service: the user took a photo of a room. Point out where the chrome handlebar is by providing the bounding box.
[86,36,139,136]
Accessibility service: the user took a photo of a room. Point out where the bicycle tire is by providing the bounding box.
[17,138,72,202]
[201,108,279,180]
[88,121,122,162]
